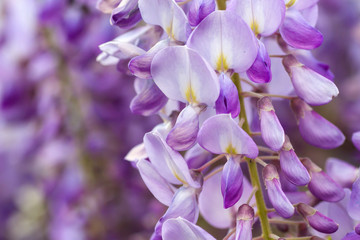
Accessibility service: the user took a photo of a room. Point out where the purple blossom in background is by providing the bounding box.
[2,0,360,239]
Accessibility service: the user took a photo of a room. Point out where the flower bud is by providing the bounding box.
[296,203,338,234]
[258,97,285,151]
[279,136,310,185]
[235,204,254,240]
[290,98,345,149]
[356,223,360,235]
[302,158,345,202]
[263,164,294,218]
[221,157,244,208]
[283,55,338,106]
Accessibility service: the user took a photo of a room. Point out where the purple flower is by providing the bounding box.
[297,203,339,234]
[235,204,254,240]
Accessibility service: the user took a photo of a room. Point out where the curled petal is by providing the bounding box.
[187,11,258,72]
[144,132,200,188]
[96,0,121,14]
[352,131,360,151]
[228,0,285,36]
[167,105,199,151]
[129,39,169,79]
[258,97,285,151]
[283,55,338,106]
[279,10,323,50]
[98,40,145,64]
[297,203,338,234]
[302,158,345,202]
[138,0,191,42]
[235,204,254,240]
[198,114,258,158]
[279,136,310,186]
[111,0,142,29]
[291,98,345,149]
[215,73,240,118]
[221,157,244,208]
[137,159,175,206]
[246,40,272,83]
[263,164,295,218]
[325,158,357,188]
[348,177,360,221]
[151,46,219,105]
[188,0,215,27]
[130,79,168,116]
[162,217,215,240]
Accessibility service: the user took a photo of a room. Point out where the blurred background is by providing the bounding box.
[0,0,359,239]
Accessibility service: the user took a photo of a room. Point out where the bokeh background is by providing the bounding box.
[0,0,359,239]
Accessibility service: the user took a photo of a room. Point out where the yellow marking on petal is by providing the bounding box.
[250,21,260,36]
[286,0,296,8]
[166,26,175,40]
[185,85,198,104]
[225,144,237,155]
[216,53,229,72]
[173,170,188,185]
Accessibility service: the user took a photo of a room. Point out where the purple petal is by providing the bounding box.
[302,158,345,202]
[283,55,338,105]
[197,114,258,158]
[215,73,240,118]
[155,187,199,236]
[235,204,254,240]
[325,158,357,188]
[185,144,212,169]
[221,157,244,208]
[349,177,360,220]
[293,50,334,80]
[297,203,338,234]
[130,79,168,116]
[280,136,310,186]
[227,0,285,36]
[138,0,191,42]
[137,159,175,206]
[291,98,345,149]
[285,191,316,205]
[167,105,199,151]
[124,143,147,161]
[279,10,323,50]
[258,97,285,151]
[151,46,219,105]
[162,217,215,240]
[188,0,215,27]
[187,11,258,72]
[198,167,254,229]
[144,132,200,188]
[352,131,360,151]
[343,232,360,240]
[98,40,145,63]
[129,39,169,79]
[246,40,272,83]
[111,0,142,29]
[263,164,295,218]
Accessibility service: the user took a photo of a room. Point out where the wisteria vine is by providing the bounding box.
[97,0,360,239]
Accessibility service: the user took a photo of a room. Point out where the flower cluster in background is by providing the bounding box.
[1,0,360,239]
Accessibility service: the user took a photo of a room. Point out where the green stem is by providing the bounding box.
[232,73,272,240]
[216,0,226,10]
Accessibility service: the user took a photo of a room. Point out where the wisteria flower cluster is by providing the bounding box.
[97,0,360,239]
